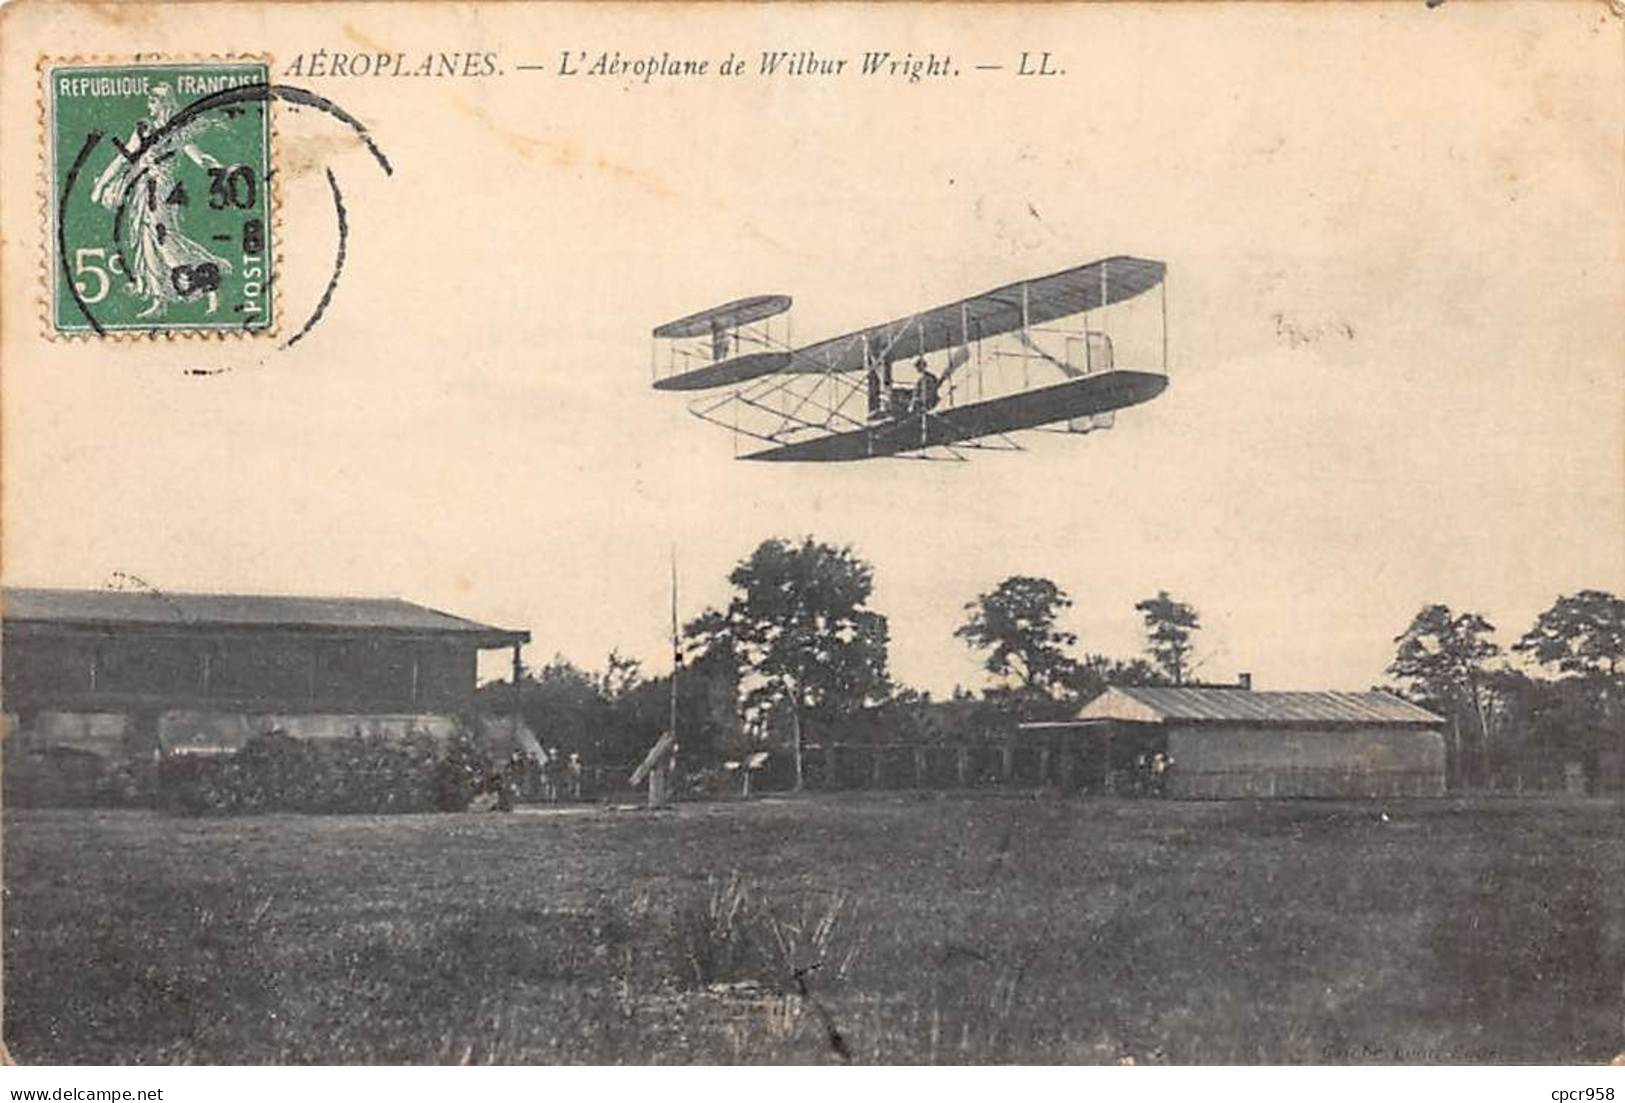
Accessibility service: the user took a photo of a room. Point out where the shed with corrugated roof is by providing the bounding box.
[1021,685,1445,798]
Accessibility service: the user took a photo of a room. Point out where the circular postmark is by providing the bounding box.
[50,63,391,344]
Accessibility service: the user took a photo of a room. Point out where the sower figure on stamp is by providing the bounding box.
[89,83,232,319]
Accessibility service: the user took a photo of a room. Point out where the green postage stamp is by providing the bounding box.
[47,61,274,336]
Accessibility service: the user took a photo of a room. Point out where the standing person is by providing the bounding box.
[505,750,530,804]
[490,757,516,812]
[538,746,557,803]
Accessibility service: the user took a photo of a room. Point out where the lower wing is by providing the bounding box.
[740,370,1167,462]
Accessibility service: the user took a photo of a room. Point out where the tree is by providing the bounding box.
[1388,604,1500,788]
[597,648,643,702]
[1514,590,1625,781]
[685,537,890,788]
[1514,590,1625,680]
[1100,656,1168,688]
[955,576,1079,710]
[1135,590,1200,685]
[1475,666,1571,788]
[485,654,614,759]
[612,664,740,768]
[478,647,742,770]
[1059,654,1169,703]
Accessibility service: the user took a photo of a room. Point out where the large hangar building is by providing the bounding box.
[1,587,529,757]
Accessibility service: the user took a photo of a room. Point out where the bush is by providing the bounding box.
[156,753,233,815]
[159,729,465,816]
[3,746,144,808]
[433,729,495,812]
[672,870,863,991]
[682,764,738,800]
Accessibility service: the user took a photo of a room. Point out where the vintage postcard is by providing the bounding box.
[1,0,1621,1075]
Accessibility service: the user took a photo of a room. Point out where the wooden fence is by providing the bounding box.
[797,741,1132,794]
[513,741,1140,804]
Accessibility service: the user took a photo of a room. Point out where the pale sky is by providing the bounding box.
[3,2,1621,697]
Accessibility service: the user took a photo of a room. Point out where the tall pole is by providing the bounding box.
[793,705,804,791]
[669,547,680,742]
[512,641,523,740]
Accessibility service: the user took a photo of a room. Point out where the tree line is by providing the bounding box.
[1386,593,1623,789]
[478,537,1622,791]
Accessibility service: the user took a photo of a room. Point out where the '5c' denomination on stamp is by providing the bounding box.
[47,61,274,336]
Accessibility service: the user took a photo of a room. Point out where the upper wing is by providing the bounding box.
[652,295,792,339]
[785,256,1165,374]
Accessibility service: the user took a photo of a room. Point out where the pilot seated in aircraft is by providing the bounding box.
[911,360,941,414]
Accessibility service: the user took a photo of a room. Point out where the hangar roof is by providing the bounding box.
[1057,686,1443,727]
[2,588,529,646]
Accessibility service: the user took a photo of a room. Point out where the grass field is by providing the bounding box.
[4,793,1622,1064]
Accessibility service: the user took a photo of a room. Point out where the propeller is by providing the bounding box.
[938,343,973,385]
[1013,328,1083,379]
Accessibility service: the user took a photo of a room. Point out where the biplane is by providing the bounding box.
[649,256,1170,462]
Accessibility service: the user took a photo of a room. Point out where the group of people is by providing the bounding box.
[490,747,583,810]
